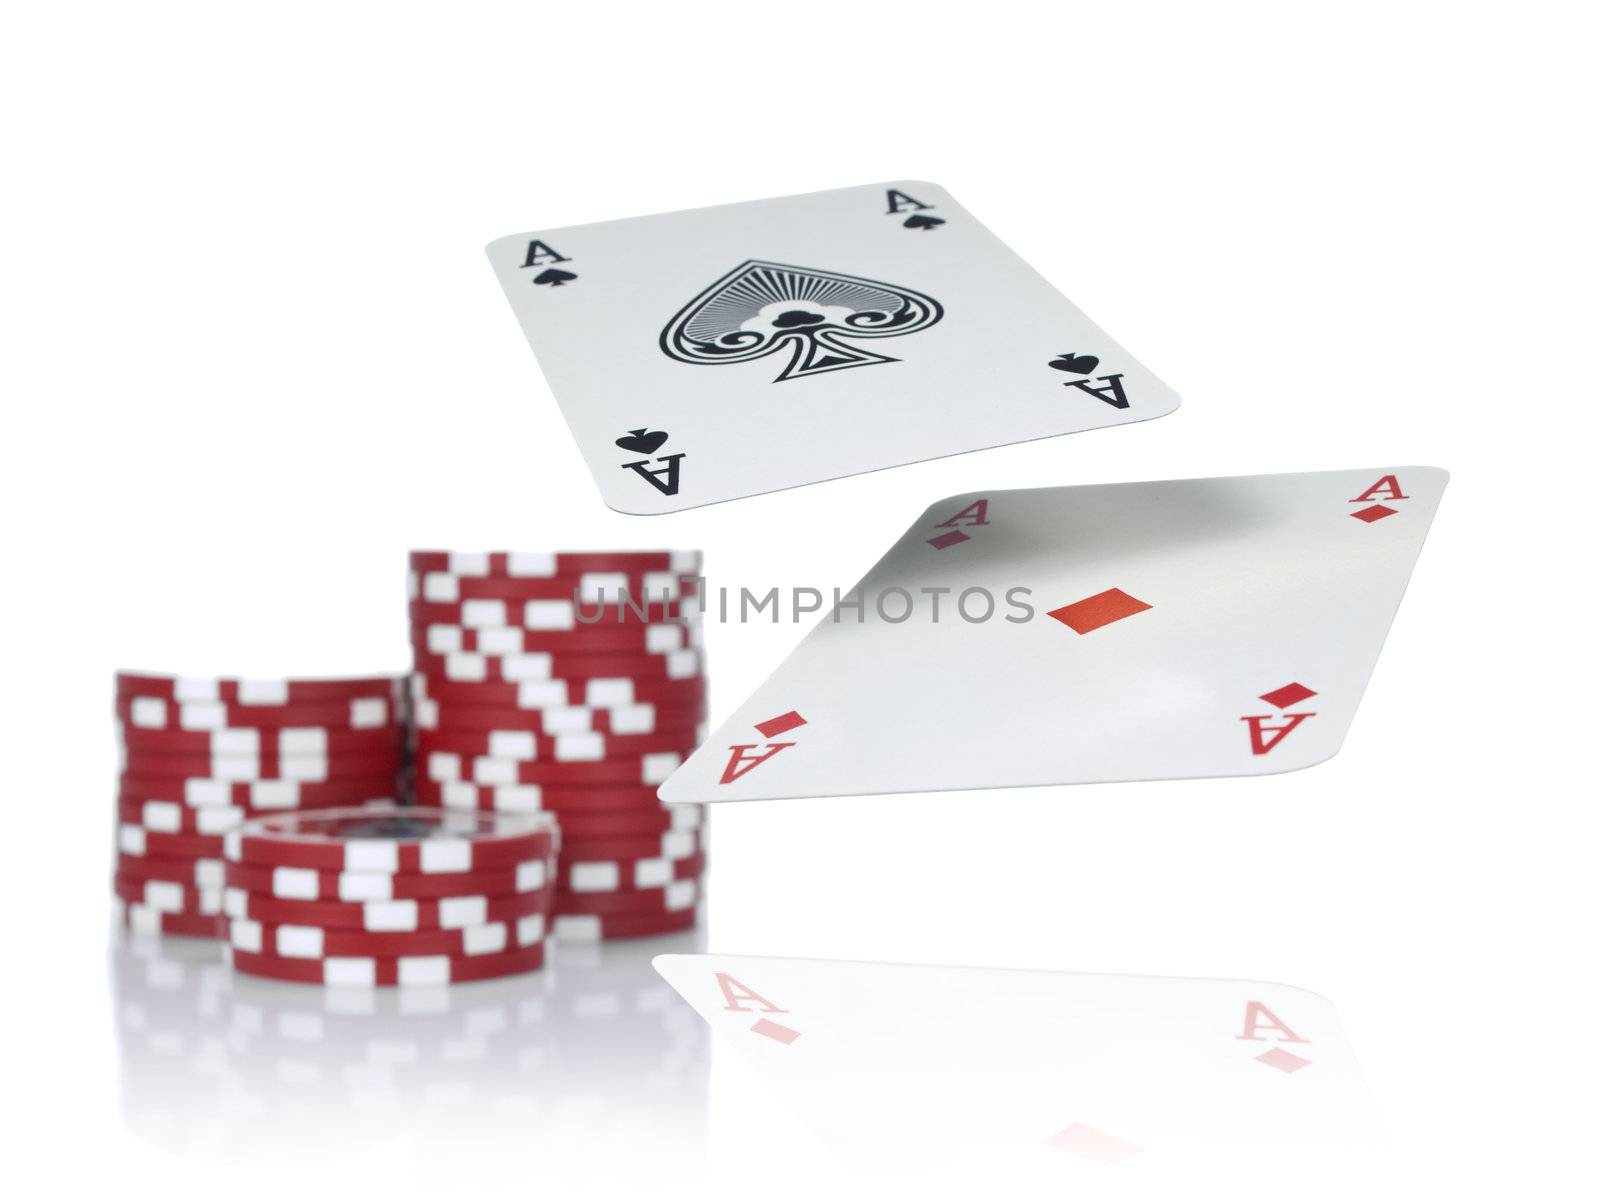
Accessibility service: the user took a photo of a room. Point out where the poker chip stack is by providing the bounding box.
[114,672,407,937]
[220,806,558,986]
[406,549,708,943]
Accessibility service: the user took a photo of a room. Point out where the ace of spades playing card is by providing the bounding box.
[654,954,1383,1187]
[659,467,1447,803]
[486,182,1179,514]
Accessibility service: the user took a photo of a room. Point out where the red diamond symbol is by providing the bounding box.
[1255,1047,1313,1074]
[1351,504,1398,523]
[753,711,806,738]
[750,1018,801,1045]
[927,530,970,550]
[1047,588,1152,635]
[1259,682,1317,709]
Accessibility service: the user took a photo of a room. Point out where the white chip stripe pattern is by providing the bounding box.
[118,724,388,758]
[226,917,543,958]
[425,750,682,786]
[428,647,702,684]
[432,550,699,578]
[122,779,400,811]
[221,947,538,987]
[221,888,524,931]
[263,857,549,901]
[412,569,690,606]
[125,879,224,914]
[412,697,671,735]
[123,695,393,731]
[420,622,695,656]
[567,856,675,893]
[125,799,251,834]
[222,833,482,874]
[409,675,687,711]
[432,780,543,812]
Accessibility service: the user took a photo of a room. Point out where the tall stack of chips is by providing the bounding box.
[113,673,407,937]
[220,806,558,985]
[405,550,708,942]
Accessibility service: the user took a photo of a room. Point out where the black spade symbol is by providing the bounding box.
[903,214,946,230]
[615,428,670,455]
[533,268,577,287]
[772,310,826,329]
[1048,352,1100,375]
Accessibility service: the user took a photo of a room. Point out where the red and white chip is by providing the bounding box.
[560,850,705,894]
[407,673,706,713]
[222,885,551,932]
[420,750,685,788]
[549,905,699,944]
[408,549,701,578]
[412,620,698,657]
[226,941,547,986]
[413,726,701,763]
[225,806,557,875]
[222,856,552,902]
[116,672,402,706]
[227,912,546,959]
[554,878,701,916]
[116,693,401,732]
[411,646,704,687]
[118,776,401,811]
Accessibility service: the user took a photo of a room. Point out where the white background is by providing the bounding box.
[1,3,1595,1197]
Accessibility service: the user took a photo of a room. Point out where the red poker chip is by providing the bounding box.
[407,599,703,633]
[554,880,701,916]
[115,693,405,733]
[411,647,704,687]
[411,792,698,837]
[410,621,698,657]
[117,825,226,861]
[550,906,699,942]
[223,886,550,932]
[117,853,224,887]
[225,913,546,959]
[223,857,552,902]
[416,754,685,788]
[410,568,699,604]
[227,941,547,986]
[415,703,704,737]
[113,874,220,913]
[559,850,706,894]
[225,806,558,874]
[118,725,402,761]
[116,902,221,938]
[408,550,701,577]
[409,674,706,712]
[412,727,701,761]
[118,754,402,783]
[117,798,319,836]
[559,829,704,862]
[116,672,402,706]
[117,776,402,810]
[408,780,680,819]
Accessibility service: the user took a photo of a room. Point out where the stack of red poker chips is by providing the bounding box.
[221,805,558,986]
[113,672,407,937]
[406,550,708,942]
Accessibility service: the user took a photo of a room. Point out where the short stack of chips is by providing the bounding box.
[114,672,407,937]
[221,806,558,986]
[406,550,708,943]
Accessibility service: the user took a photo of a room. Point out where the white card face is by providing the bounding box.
[487,182,1179,514]
[660,467,1446,802]
[655,954,1382,1186]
